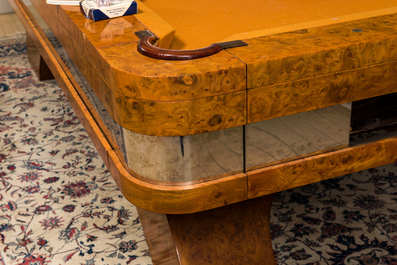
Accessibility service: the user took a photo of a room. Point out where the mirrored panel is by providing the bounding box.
[245,104,351,170]
[123,127,244,182]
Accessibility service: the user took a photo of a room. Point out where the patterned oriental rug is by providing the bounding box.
[0,35,397,265]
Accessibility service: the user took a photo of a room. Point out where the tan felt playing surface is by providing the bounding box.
[138,0,397,49]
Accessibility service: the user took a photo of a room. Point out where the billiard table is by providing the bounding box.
[9,0,397,263]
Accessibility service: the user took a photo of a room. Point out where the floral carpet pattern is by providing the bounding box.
[0,36,397,265]
[0,37,151,264]
[271,166,397,264]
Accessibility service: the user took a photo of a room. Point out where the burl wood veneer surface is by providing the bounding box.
[233,14,397,123]
[248,61,397,124]
[140,0,397,49]
[248,136,397,199]
[27,0,248,136]
[229,13,397,89]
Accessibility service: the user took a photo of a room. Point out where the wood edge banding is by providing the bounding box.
[247,136,397,199]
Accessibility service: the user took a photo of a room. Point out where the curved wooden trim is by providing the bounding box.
[247,135,397,199]
[108,151,247,214]
[137,36,223,60]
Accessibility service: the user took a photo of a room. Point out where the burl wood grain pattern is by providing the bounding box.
[57,8,247,101]
[228,13,397,89]
[248,61,397,123]
[226,13,397,124]
[100,45,246,101]
[22,0,397,136]
[111,89,246,136]
[248,136,397,199]
[90,73,246,136]
[167,195,276,265]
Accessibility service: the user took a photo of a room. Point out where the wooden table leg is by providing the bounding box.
[139,195,276,265]
[26,34,54,81]
[137,208,180,265]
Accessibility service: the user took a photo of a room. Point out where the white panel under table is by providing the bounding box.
[245,104,351,170]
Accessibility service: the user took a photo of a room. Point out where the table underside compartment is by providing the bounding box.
[122,104,351,181]
[351,92,397,134]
